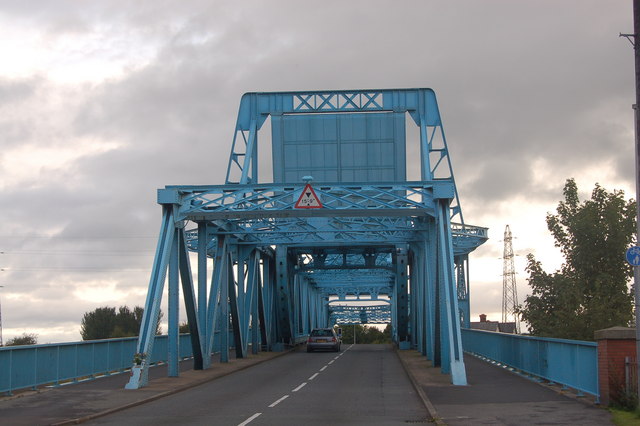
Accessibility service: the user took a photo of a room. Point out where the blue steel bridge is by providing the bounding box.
[126,88,488,389]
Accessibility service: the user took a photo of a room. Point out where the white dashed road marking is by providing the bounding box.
[269,395,289,408]
[292,382,307,392]
[238,412,262,426]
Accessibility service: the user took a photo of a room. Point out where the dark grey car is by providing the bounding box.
[307,327,341,352]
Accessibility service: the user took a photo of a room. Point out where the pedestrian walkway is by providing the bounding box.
[396,351,613,425]
[0,347,615,425]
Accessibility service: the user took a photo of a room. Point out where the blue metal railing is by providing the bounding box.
[0,334,194,395]
[461,329,598,397]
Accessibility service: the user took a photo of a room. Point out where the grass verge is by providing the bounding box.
[610,408,640,425]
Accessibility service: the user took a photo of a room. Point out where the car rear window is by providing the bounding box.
[311,329,333,337]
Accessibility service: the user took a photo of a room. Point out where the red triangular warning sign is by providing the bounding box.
[295,183,323,209]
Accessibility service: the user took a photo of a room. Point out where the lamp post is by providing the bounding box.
[621,0,640,399]
[633,0,640,400]
[628,0,640,400]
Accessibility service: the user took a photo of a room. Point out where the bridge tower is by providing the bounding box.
[126,89,487,389]
[501,225,520,333]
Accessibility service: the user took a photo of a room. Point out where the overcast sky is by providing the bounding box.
[0,0,636,343]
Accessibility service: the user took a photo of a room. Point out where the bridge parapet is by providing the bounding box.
[462,329,598,398]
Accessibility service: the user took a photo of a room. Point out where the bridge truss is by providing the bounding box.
[126,89,487,389]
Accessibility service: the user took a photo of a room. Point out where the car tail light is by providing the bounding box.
[332,337,336,342]
[308,337,312,343]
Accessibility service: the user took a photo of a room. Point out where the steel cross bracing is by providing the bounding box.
[127,88,488,390]
[329,304,392,324]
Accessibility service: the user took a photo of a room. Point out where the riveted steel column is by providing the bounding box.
[227,245,244,359]
[275,246,293,346]
[178,229,203,370]
[205,235,226,365]
[219,248,230,363]
[197,222,208,356]
[426,222,437,364]
[435,198,467,385]
[394,245,409,347]
[258,255,272,350]
[168,227,180,377]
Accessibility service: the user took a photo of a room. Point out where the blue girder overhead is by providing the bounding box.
[127,88,487,389]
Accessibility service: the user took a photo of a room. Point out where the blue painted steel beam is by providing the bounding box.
[177,229,204,370]
[197,222,208,358]
[125,205,175,389]
[435,199,467,385]
[168,228,179,377]
[275,246,293,344]
[204,235,227,366]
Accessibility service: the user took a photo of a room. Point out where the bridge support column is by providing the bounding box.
[394,245,410,348]
[258,255,275,350]
[410,242,426,356]
[275,246,293,347]
[425,222,437,364]
[168,228,180,377]
[435,196,467,385]
[197,222,208,367]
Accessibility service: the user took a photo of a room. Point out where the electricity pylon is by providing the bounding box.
[502,225,520,333]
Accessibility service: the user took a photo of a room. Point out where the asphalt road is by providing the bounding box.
[88,344,428,425]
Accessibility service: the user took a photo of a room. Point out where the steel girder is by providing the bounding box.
[175,184,487,254]
[329,304,392,324]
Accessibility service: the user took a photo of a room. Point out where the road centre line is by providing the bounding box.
[328,360,335,364]
[320,365,328,371]
[269,395,289,408]
[308,372,319,380]
[292,382,307,392]
[238,412,262,426]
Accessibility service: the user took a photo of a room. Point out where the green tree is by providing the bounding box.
[81,306,117,340]
[6,332,38,346]
[519,179,636,340]
[80,305,162,340]
[335,324,392,344]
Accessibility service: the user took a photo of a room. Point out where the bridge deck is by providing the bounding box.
[0,347,612,425]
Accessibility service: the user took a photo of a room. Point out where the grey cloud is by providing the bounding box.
[0,0,636,341]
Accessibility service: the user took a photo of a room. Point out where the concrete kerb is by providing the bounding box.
[51,348,296,426]
[394,348,446,426]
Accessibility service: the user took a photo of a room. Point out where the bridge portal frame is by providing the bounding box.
[126,89,487,389]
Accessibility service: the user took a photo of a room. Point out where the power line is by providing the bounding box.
[0,235,156,239]
[2,267,150,272]
[1,250,154,256]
